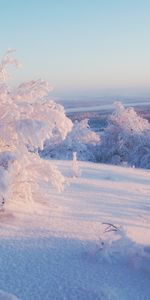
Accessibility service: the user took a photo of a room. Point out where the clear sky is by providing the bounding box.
[0,0,150,101]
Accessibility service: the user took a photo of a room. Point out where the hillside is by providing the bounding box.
[0,161,150,300]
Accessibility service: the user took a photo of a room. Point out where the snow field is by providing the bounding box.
[0,161,149,300]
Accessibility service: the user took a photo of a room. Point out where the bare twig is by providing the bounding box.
[102,222,119,233]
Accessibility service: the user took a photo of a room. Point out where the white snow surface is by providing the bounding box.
[0,290,20,300]
[0,160,150,300]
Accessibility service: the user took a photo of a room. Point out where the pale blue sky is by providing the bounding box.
[1,0,150,100]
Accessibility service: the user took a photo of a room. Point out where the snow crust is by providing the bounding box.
[0,161,149,300]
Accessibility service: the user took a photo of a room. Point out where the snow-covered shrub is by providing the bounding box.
[85,223,144,265]
[98,102,150,168]
[42,118,100,161]
[98,223,141,260]
[72,152,81,177]
[0,50,72,207]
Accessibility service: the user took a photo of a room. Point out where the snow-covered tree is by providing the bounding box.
[0,50,73,208]
[98,102,150,168]
[41,118,100,161]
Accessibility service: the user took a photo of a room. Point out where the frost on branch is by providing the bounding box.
[0,50,72,207]
[16,79,53,102]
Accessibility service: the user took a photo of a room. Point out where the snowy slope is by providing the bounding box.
[0,161,150,300]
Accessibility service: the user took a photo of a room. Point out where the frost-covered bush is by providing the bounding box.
[98,102,150,168]
[72,152,81,177]
[41,118,100,161]
[0,50,73,207]
[96,223,144,264]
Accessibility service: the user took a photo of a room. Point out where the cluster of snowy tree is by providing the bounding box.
[0,50,150,208]
[42,100,150,170]
[97,102,150,169]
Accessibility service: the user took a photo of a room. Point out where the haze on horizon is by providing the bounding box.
[0,0,150,102]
